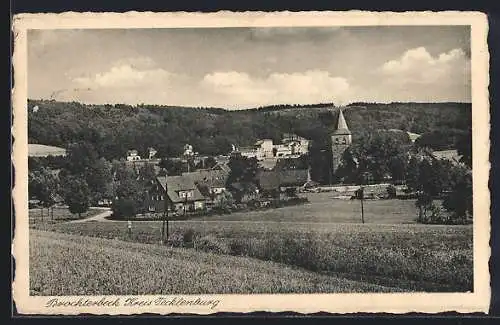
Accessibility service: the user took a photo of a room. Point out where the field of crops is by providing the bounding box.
[30,230,402,295]
[29,194,472,293]
[33,219,473,292]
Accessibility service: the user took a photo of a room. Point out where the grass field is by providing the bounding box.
[33,220,472,292]
[188,194,420,224]
[29,195,472,293]
[30,230,402,295]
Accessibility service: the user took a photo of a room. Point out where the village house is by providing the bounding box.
[234,133,310,161]
[257,169,309,199]
[126,149,141,161]
[148,147,158,160]
[183,169,229,195]
[431,149,463,165]
[146,175,206,215]
[182,169,230,208]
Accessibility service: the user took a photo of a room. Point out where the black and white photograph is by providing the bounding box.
[12,11,490,314]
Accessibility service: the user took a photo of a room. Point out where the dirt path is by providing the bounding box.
[67,208,112,223]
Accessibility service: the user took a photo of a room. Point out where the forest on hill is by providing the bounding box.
[27,99,471,161]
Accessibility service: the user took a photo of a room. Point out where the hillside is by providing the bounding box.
[27,99,471,160]
[28,144,67,157]
[30,230,401,295]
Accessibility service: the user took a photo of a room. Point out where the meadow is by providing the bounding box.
[30,230,401,295]
[29,196,472,293]
[192,194,420,224]
[33,220,472,292]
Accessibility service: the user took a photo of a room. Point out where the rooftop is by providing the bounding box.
[258,169,309,190]
[333,109,351,135]
[156,175,205,203]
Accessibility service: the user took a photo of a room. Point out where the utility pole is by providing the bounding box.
[360,186,365,224]
[161,188,169,243]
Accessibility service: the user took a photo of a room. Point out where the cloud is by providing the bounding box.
[201,70,350,107]
[379,47,470,85]
[73,58,172,89]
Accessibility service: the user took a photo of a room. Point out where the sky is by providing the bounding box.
[28,26,471,109]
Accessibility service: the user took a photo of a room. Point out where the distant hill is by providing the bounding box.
[27,99,471,160]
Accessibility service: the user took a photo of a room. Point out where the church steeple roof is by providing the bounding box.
[334,109,351,135]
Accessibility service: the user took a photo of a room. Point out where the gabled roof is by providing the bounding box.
[282,133,309,143]
[156,175,205,203]
[431,149,462,164]
[258,169,309,190]
[334,109,351,135]
[182,169,229,188]
[258,158,278,170]
[229,182,259,193]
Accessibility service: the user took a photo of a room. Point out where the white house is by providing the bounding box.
[126,149,141,161]
[236,134,309,160]
[148,147,158,160]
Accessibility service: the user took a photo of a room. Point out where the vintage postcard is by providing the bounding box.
[12,11,490,315]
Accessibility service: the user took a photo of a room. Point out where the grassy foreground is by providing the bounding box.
[33,221,473,292]
[30,230,402,295]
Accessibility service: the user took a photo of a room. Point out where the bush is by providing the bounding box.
[228,238,250,256]
[167,228,197,248]
[194,235,230,255]
[386,185,397,199]
[111,199,138,220]
[416,200,471,225]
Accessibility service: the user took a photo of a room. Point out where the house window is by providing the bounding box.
[151,196,154,201]
[160,195,164,200]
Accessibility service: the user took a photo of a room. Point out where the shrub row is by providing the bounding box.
[162,228,472,292]
[109,197,310,221]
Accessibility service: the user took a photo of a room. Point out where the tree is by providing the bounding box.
[336,148,359,184]
[196,156,217,170]
[308,138,332,184]
[112,162,145,219]
[227,155,259,185]
[28,167,59,219]
[66,141,99,175]
[159,158,184,176]
[226,155,259,202]
[85,157,113,204]
[443,166,473,223]
[456,128,472,168]
[405,152,461,224]
[405,156,420,190]
[343,131,410,184]
[386,185,397,199]
[138,162,157,183]
[60,175,91,218]
[112,198,139,220]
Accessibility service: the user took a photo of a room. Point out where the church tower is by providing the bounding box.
[331,109,352,177]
